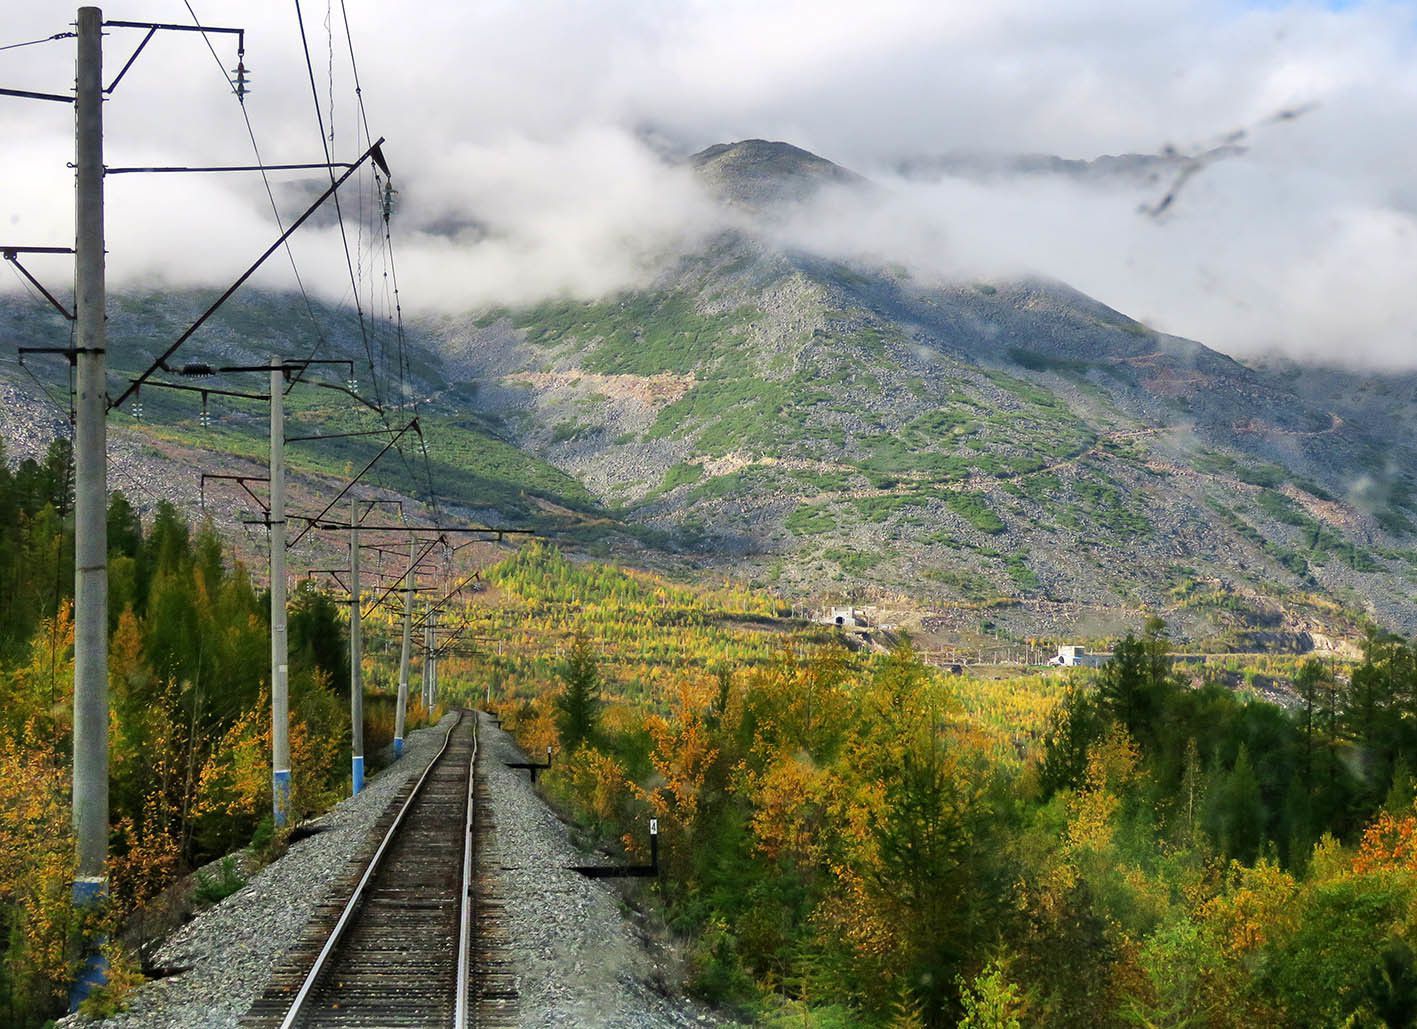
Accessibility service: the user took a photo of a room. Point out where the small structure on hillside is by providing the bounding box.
[1048,644,1107,668]
[816,606,867,628]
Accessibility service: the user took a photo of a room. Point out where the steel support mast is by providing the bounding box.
[270,363,291,824]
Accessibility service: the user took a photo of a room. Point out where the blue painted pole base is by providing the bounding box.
[351,754,364,795]
[68,877,108,1012]
[273,768,291,828]
[393,736,404,759]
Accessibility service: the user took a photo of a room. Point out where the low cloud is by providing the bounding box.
[1,0,1415,366]
[391,128,719,310]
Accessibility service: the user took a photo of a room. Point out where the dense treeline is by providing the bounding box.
[0,439,399,1026]
[469,545,1417,1027]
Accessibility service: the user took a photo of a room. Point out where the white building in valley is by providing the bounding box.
[1049,644,1107,668]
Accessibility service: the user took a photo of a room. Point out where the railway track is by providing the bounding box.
[244,711,514,1027]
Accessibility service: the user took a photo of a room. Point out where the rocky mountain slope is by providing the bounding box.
[4,139,1415,649]
[426,140,1417,647]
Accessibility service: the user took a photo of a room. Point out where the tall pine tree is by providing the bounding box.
[556,632,601,751]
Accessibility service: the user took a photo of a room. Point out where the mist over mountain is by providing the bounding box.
[416,139,1417,647]
[4,136,1417,651]
[7,0,1417,368]
[895,144,1247,190]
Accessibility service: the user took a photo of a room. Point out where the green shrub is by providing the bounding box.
[787,503,836,536]
[946,493,1006,535]
[195,855,246,905]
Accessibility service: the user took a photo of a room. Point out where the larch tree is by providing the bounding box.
[556,632,601,751]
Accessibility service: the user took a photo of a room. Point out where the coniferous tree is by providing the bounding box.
[1096,616,1176,750]
[1296,658,1326,789]
[555,632,601,750]
[1040,685,1105,796]
[288,579,349,690]
[1205,743,1264,862]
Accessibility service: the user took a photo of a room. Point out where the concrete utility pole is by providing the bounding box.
[72,4,108,910]
[270,362,290,825]
[69,13,110,1011]
[348,498,364,795]
[422,610,433,710]
[427,611,437,709]
[394,534,414,757]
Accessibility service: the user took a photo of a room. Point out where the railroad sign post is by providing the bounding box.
[504,744,553,782]
[570,818,660,879]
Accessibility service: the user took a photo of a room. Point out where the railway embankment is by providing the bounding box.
[481,717,722,1027]
[66,711,718,1028]
[64,715,458,1029]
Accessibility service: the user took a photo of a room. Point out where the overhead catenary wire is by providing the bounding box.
[164,5,431,538]
[111,140,385,411]
[88,8,455,582]
[292,0,381,412]
[333,0,435,518]
[281,0,436,521]
[286,418,418,550]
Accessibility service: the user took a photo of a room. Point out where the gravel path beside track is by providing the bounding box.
[480,714,720,1028]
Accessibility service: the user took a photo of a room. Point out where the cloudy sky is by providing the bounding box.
[3,0,1416,366]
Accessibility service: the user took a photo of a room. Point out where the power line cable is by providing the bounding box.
[335,0,386,408]
[334,1,422,470]
[0,31,74,52]
[178,2,419,529]
[329,0,437,518]
[292,0,383,413]
[291,0,433,519]
[182,1,336,388]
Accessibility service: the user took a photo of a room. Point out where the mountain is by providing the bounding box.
[691,139,865,207]
[424,141,1417,649]
[3,139,1415,651]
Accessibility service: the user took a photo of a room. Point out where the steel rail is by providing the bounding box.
[454,716,479,1028]
[276,711,465,1029]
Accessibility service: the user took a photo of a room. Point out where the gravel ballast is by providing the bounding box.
[67,715,458,1029]
[480,715,720,1028]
